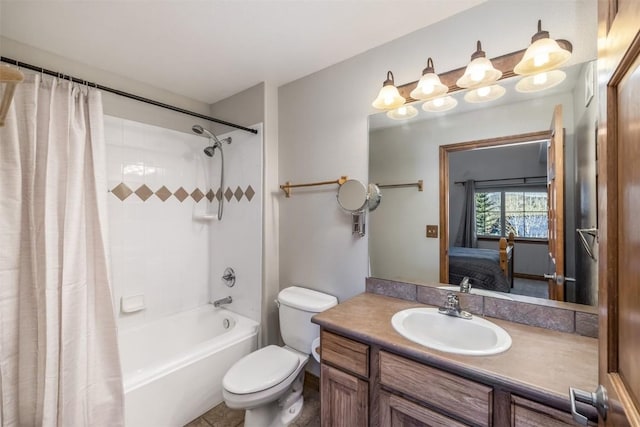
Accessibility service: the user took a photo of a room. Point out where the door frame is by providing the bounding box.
[597,0,640,424]
[438,130,551,284]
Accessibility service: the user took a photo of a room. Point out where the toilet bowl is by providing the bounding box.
[222,286,337,427]
[223,346,308,425]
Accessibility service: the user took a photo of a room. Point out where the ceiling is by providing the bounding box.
[0,0,485,104]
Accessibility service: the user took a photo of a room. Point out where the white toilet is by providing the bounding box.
[222,286,337,427]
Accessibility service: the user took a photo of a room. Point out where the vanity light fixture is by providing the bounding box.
[464,84,506,103]
[456,41,502,89]
[375,23,573,121]
[387,104,418,120]
[514,20,572,75]
[409,58,448,101]
[515,69,566,93]
[422,95,458,113]
[372,70,406,110]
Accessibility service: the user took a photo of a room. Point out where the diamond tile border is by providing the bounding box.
[174,187,189,202]
[234,186,244,201]
[109,182,258,203]
[245,185,255,201]
[111,183,133,201]
[155,186,172,202]
[135,184,153,202]
[191,188,204,203]
[224,187,233,202]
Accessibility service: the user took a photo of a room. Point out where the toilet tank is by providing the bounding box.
[278,286,338,354]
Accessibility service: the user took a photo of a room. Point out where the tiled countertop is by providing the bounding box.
[312,292,598,410]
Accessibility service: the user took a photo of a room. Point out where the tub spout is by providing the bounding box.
[212,296,232,307]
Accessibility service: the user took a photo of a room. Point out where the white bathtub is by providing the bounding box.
[119,305,259,427]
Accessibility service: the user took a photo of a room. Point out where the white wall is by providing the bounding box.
[262,82,281,345]
[278,0,596,302]
[209,83,265,135]
[105,118,263,329]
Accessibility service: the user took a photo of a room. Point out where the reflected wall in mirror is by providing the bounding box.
[368,60,598,307]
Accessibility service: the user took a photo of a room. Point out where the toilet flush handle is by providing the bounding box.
[274,299,280,308]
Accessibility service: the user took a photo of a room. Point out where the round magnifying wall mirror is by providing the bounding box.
[337,179,368,213]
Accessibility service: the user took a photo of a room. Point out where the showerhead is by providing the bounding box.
[204,146,216,157]
[192,124,216,140]
[192,124,231,158]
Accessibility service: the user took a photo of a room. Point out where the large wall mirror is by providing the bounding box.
[368,59,598,308]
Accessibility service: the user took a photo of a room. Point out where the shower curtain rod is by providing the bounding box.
[0,56,258,135]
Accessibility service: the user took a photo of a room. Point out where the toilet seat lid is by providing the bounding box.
[223,345,299,394]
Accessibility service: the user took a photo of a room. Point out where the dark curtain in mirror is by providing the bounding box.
[455,180,477,248]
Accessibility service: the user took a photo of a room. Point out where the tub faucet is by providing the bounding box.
[460,276,471,293]
[438,293,472,319]
[213,296,232,307]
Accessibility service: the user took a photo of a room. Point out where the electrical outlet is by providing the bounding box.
[426,225,438,238]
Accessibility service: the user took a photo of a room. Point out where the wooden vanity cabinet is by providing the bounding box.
[320,328,587,427]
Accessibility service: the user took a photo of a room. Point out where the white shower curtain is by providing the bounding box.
[0,74,124,426]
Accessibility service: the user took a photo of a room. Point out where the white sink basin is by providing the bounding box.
[437,286,514,300]
[391,308,512,356]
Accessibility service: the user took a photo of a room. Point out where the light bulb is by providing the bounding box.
[477,86,491,97]
[421,83,435,95]
[534,51,550,67]
[378,84,402,107]
[533,73,548,85]
[372,71,406,110]
[433,98,444,107]
[387,105,418,120]
[464,85,505,103]
[471,68,486,82]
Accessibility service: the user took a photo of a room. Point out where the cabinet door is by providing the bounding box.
[380,391,469,427]
[321,364,368,427]
[379,351,492,427]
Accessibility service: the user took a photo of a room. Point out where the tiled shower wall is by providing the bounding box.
[105,116,263,330]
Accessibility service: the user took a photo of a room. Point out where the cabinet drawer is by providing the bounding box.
[380,351,493,427]
[511,396,590,427]
[321,330,369,377]
[380,391,470,427]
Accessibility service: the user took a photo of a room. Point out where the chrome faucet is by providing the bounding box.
[438,293,472,319]
[212,296,232,307]
[459,276,471,293]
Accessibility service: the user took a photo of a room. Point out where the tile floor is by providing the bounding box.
[184,378,320,427]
